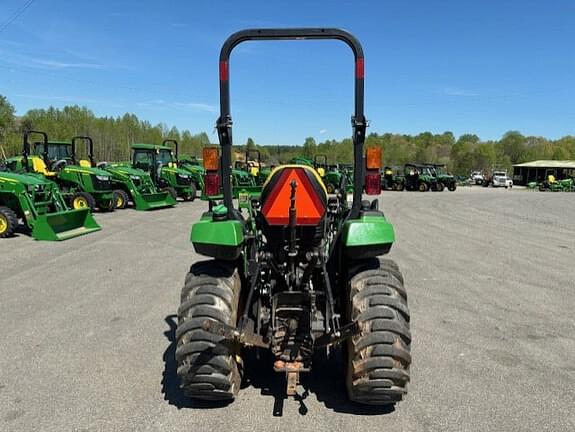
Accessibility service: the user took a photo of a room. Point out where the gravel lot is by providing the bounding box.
[1,187,574,432]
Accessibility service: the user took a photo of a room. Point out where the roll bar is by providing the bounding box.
[71,136,95,167]
[22,130,48,173]
[162,139,179,159]
[217,28,367,217]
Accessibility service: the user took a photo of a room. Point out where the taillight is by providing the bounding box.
[203,147,220,171]
[365,173,381,195]
[204,173,220,196]
[366,146,382,170]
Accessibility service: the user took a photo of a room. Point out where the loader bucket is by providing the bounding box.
[31,208,101,241]
[133,191,176,210]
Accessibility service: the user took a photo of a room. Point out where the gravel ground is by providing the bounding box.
[1,187,574,432]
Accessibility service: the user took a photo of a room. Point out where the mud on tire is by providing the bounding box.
[176,260,242,401]
[346,257,411,405]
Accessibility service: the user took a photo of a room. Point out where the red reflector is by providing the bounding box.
[219,61,229,81]
[355,58,364,79]
[365,172,381,195]
[204,173,220,196]
[262,168,325,226]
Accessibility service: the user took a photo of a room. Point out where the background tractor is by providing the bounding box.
[6,132,117,211]
[537,169,574,192]
[176,28,411,406]
[131,143,196,201]
[162,139,205,197]
[234,149,270,186]
[0,137,100,240]
[403,163,438,191]
[68,136,177,210]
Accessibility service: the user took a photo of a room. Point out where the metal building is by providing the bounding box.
[512,160,575,185]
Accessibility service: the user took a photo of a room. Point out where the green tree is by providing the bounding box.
[0,95,16,154]
[303,137,316,158]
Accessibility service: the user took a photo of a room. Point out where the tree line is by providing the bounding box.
[1,95,574,175]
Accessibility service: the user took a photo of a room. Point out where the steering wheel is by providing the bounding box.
[52,159,68,171]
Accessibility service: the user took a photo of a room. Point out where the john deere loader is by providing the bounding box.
[162,139,205,198]
[175,28,411,406]
[6,131,117,211]
[130,143,196,201]
[72,136,176,210]
[0,148,100,240]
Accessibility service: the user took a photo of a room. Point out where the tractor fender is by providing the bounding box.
[191,218,244,260]
[342,215,395,259]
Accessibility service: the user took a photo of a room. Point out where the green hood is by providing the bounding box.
[0,171,53,186]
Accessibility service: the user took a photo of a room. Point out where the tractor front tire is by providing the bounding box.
[163,187,178,201]
[114,189,130,209]
[176,260,242,401]
[0,206,18,238]
[418,182,429,192]
[70,191,96,212]
[327,183,336,194]
[448,183,457,191]
[182,183,197,202]
[346,257,411,405]
[434,182,445,192]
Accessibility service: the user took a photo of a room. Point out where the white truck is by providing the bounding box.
[483,168,513,188]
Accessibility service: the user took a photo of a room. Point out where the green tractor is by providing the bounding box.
[162,139,205,197]
[69,136,177,210]
[403,163,439,191]
[381,166,405,191]
[6,132,118,211]
[131,143,196,201]
[234,149,270,186]
[313,154,338,193]
[538,169,574,192]
[0,135,100,240]
[426,163,457,191]
[176,28,411,405]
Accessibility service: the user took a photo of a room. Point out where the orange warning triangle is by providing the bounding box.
[262,168,325,226]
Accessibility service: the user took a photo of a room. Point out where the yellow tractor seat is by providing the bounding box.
[31,156,56,177]
[79,159,92,168]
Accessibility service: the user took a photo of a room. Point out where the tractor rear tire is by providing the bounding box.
[176,260,242,401]
[346,257,411,405]
[164,187,178,201]
[448,183,457,191]
[434,182,445,192]
[70,191,96,212]
[0,206,18,238]
[418,182,428,192]
[114,190,129,209]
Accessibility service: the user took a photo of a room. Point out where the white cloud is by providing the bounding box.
[319,129,327,134]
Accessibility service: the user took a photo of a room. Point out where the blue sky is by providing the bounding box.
[0,0,574,145]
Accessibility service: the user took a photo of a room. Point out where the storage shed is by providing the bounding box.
[512,160,575,185]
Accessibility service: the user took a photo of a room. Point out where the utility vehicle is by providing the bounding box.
[426,163,457,191]
[403,163,438,191]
